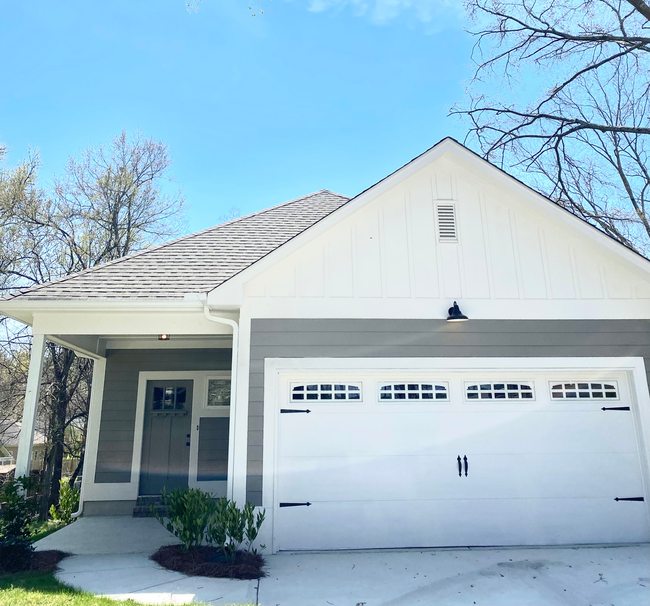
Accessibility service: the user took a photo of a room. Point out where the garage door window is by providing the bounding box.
[378,383,449,401]
[549,381,618,400]
[291,383,362,402]
[466,382,534,400]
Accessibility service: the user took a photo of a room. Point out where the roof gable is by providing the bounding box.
[220,140,650,319]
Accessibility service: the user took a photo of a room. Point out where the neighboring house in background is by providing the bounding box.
[1,137,649,552]
[0,421,47,473]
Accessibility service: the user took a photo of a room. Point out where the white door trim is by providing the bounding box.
[262,356,650,553]
[83,370,235,502]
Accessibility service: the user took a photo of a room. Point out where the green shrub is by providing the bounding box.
[151,487,266,560]
[49,479,80,525]
[206,498,266,561]
[0,476,39,572]
[153,487,216,551]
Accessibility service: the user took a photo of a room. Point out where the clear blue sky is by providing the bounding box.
[1,0,474,233]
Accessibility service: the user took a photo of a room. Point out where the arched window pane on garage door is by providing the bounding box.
[466,382,534,401]
[549,381,618,400]
[378,383,449,401]
[291,383,362,402]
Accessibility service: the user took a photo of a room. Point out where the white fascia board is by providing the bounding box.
[443,145,650,278]
[0,299,211,328]
[208,140,455,306]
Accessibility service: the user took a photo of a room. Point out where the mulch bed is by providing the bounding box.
[29,550,70,572]
[151,545,266,580]
[0,550,69,575]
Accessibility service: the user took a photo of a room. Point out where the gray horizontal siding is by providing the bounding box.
[246,318,650,505]
[197,417,230,483]
[94,348,230,484]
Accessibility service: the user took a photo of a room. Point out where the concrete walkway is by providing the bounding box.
[35,518,650,605]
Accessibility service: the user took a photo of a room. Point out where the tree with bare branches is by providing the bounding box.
[455,0,650,254]
[0,131,185,513]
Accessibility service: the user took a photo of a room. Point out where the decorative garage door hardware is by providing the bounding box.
[457,456,469,477]
[614,497,645,502]
[280,408,312,414]
[291,383,362,402]
[550,381,618,400]
[279,502,312,507]
[602,406,631,411]
[466,382,534,400]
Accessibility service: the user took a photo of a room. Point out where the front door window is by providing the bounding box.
[152,385,188,411]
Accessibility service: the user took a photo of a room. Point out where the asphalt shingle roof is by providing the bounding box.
[5,190,350,301]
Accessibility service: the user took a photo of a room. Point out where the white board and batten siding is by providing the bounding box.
[265,359,650,552]
[238,156,650,319]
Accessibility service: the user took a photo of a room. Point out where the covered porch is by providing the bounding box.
[9,302,249,517]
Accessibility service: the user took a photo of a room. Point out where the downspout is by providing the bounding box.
[202,298,239,498]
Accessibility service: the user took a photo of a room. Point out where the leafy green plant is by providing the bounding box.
[153,487,216,551]
[206,498,266,561]
[151,487,267,559]
[242,501,266,555]
[49,479,80,525]
[0,476,39,572]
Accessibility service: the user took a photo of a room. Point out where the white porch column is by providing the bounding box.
[78,357,106,505]
[15,333,47,479]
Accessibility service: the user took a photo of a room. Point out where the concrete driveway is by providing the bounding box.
[36,518,650,605]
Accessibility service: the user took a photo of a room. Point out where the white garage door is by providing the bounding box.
[274,368,649,551]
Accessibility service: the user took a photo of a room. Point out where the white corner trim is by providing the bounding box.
[261,356,650,553]
[231,315,252,504]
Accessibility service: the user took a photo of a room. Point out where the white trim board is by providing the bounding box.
[262,356,650,553]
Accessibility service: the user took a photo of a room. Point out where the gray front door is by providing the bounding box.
[139,380,193,495]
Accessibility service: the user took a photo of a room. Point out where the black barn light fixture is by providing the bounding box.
[447,301,468,323]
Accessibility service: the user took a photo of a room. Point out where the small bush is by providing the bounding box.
[49,479,80,524]
[0,536,34,573]
[154,487,216,551]
[207,498,265,561]
[0,476,39,573]
[151,487,266,563]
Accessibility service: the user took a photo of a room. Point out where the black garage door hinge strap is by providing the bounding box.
[601,406,631,411]
[279,502,312,507]
[280,409,312,414]
[614,497,645,502]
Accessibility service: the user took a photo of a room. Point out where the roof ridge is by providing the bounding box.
[5,190,350,300]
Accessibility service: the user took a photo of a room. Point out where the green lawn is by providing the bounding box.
[0,571,148,606]
[29,520,65,543]
[0,570,253,606]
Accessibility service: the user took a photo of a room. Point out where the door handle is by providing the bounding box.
[457,456,462,477]
[463,455,468,477]
[185,442,190,447]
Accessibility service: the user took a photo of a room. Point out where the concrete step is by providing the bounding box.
[133,496,167,517]
[133,505,168,518]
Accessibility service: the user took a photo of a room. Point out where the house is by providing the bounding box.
[2,137,649,552]
[0,421,47,472]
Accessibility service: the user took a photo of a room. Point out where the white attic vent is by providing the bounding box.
[436,203,458,243]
